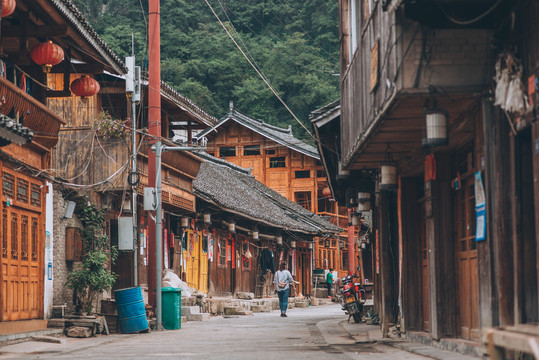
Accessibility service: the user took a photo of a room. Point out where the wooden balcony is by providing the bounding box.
[340,2,493,174]
[0,76,65,150]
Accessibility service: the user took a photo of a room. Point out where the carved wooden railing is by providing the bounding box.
[0,76,65,149]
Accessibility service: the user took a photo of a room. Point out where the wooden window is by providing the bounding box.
[65,227,83,262]
[244,145,260,156]
[31,217,38,261]
[266,149,276,155]
[317,169,325,178]
[218,238,227,267]
[242,241,251,271]
[17,179,29,203]
[3,172,14,197]
[21,215,28,260]
[219,146,236,157]
[2,209,6,258]
[31,184,41,207]
[295,191,312,211]
[294,170,310,179]
[270,156,286,168]
[342,251,348,270]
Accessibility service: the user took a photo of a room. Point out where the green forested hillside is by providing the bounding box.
[73,0,339,138]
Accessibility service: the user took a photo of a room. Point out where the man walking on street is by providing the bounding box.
[274,262,294,317]
[326,268,334,298]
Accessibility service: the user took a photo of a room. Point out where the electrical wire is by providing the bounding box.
[435,0,504,26]
[203,0,314,139]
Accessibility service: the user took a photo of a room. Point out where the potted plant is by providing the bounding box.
[66,201,118,314]
[94,110,129,140]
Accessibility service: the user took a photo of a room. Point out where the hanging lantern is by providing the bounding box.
[1,0,16,18]
[30,41,64,73]
[251,226,259,240]
[276,235,283,245]
[351,212,361,226]
[379,146,397,191]
[203,213,211,224]
[181,217,189,228]
[290,241,296,249]
[322,187,331,197]
[423,109,448,147]
[228,221,236,234]
[70,75,100,102]
[357,192,371,211]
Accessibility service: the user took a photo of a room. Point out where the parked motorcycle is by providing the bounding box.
[338,275,365,323]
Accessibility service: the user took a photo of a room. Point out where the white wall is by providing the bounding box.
[43,181,54,319]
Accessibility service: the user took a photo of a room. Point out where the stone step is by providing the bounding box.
[295,301,309,308]
[188,313,211,321]
[250,304,271,313]
[181,306,200,316]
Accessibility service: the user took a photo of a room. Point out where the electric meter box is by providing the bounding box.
[144,187,156,211]
[118,217,134,250]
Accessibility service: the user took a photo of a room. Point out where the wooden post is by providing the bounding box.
[147,0,161,308]
[532,121,539,319]
[427,152,456,339]
[379,189,398,337]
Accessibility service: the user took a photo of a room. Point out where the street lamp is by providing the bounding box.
[150,141,205,330]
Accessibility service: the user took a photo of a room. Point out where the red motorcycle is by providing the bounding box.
[338,275,365,323]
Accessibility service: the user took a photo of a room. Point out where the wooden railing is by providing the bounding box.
[0,76,65,149]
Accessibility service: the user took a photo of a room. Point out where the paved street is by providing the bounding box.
[0,304,438,360]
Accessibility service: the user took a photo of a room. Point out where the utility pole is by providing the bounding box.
[148,0,161,309]
[126,35,141,287]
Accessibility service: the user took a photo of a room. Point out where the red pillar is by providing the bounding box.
[147,0,161,307]
[347,209,355,275]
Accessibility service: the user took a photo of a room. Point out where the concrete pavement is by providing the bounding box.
[0,303,480,360]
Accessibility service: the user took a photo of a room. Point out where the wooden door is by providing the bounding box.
[420,206,430,331]
[454,177,480,341]
[183,229,200,289]
[198,231,209,293]
[1,205,43,321]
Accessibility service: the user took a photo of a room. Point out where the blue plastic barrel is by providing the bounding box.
[114,287,149,333]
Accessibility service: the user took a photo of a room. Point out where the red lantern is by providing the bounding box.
[70,75,100,102]
[322,186,331,197]
[30,41,64,73]
[1,0,16,18]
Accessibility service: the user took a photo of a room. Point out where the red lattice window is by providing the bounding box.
[11,212,18,259]
[31,184,41,207]
[21,215,28,260]
[17,179,29,203]
[31,217,38,261]
[3,172,14,197]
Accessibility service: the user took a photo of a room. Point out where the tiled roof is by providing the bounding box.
[193,152,340,235]
[196,108,319,160]
[50,0,127,74]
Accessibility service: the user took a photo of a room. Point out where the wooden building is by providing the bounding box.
[192,152,340,297]
[196,103,354,291]
[0,0,127,330]
[315,0,539,357]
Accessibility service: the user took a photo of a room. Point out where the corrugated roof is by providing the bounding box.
[196,108,319,160]
[193,152,340,235]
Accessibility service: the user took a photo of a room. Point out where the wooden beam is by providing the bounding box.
[1,24,69,38]
[48,62,104,74]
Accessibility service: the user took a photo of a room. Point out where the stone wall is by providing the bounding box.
[52,188,82,313]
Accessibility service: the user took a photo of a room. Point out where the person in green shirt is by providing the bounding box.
[326,268,334,298]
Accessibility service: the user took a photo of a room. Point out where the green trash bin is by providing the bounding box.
[161,287,182,330]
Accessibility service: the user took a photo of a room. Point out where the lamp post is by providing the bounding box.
[151,141,204,330]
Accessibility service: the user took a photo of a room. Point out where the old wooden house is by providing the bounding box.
[0,0,128,332]
[196,103,354,293]
[193,152,340,297]
[315,0,539,357]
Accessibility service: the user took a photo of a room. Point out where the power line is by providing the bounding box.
[203,0,314,139]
